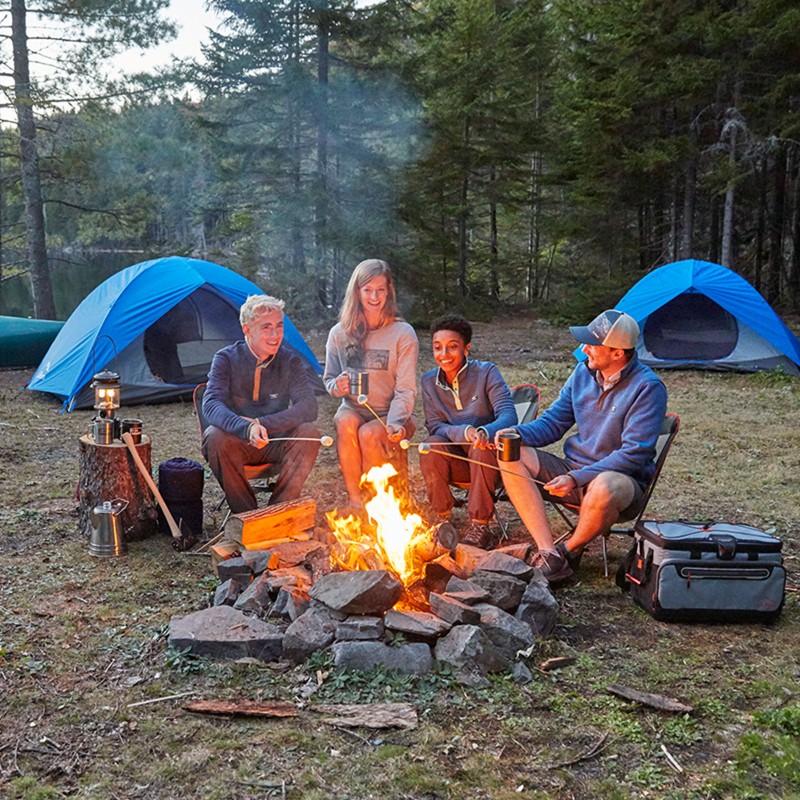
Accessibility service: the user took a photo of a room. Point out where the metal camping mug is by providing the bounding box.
[89,499,128,557]
[91,417,115,445]
[121,418,143,445]
[497,431,521,462]
[349,371,369,396]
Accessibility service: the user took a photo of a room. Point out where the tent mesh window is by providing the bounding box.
[643,293,738,360]
[143,287,242,384]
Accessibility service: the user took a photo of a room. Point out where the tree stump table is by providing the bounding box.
[77,434,159,541]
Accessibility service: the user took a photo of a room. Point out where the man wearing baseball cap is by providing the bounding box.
[496,309,667,583]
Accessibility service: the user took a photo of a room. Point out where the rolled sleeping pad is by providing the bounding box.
[157,457,204,537]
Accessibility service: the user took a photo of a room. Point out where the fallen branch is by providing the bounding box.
[539,656,577,672]
[548,732,609,769]
[184,699,298,718]
[311,702,418,730]
[606,684,694,714]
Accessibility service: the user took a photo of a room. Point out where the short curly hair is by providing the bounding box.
[239,295,285,326]
[430,314,472,345]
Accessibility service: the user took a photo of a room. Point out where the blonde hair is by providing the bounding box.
[240,294,285,326]
[339,259,399,346]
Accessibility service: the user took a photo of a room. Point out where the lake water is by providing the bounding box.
[0,252,157,319]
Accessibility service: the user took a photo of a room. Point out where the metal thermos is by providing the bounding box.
[349,371,369,396]
[497,431,521,462]
[89,499,128,557]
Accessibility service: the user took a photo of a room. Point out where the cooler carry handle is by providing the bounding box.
[709,533,737,560]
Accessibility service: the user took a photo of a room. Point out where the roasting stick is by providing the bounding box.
[267,435,334,446]
[355,394,413,449]
[418,443,548,488]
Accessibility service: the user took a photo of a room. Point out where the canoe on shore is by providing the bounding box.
[0,315,64,368]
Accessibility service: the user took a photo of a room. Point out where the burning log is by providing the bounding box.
[227,497,316,548]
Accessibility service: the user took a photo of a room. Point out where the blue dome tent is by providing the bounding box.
[575,260,800,374]
[27,257,323,410]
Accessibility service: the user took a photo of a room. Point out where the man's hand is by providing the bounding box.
[493,427,517,448]
[248,421,270,448]
[543,474,576,497]
[386,423,406,443]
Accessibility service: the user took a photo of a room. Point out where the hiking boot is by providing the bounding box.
[556,541,583,572]
[528,548,573,584]
[460,520,496,550]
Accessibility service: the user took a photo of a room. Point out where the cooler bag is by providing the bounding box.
[616,520,786,622]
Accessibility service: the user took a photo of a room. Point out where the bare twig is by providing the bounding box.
[547,733,609,769]
[126,691,196,708]
[661,743,684,773]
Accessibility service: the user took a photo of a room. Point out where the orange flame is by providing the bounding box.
[326,463,431,584]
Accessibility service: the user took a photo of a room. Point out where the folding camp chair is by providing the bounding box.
[451,383,541,537]
[193,383,279,529]
[549,412,681,576]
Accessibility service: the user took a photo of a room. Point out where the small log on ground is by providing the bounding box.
[227,497,316,546]
[183,699,298,718]
[77,434,158,541]
[606,684,694,713]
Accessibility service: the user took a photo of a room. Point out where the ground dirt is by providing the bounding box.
[1,313,799,800]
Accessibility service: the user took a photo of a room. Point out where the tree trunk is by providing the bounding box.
[457,118,471,300]
[789,146,800,308]
[766,144,786,304]
[315,12,329,280]
[680,158,695,259]
[11,0,55,319]
[77,435,158,542]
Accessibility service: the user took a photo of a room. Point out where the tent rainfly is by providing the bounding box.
[575,259,800,374]
[27,256,322,410]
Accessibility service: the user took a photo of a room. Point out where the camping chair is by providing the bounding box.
[451,383,541,537]
[192,383,279,529]
[549,412,681,576]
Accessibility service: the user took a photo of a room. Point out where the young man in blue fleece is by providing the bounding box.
[497,310,667,583]
[420,314,517,549]
[202,295,320,513]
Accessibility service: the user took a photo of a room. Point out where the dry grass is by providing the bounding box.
[1,314,799,800]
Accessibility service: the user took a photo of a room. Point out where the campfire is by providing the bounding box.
[326,464,455,609]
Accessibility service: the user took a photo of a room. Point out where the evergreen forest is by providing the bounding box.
[2,0,800,324]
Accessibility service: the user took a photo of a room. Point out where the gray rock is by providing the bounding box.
[309,570,402,615]
[475,550,536,582]
[434,624,508,674]
[282,607,337,663]
[234,573,273,615]
[473,603,536,661]
[429,592,481,625]
[269,540,329,570]
[512,661,533,685]
[213,578,246,607]
[263,567,312,594]
[444,576,492,605]
[515,575,559,636]
[331,641,433,675]
[168,605,282,662]
[271,586,310,621]
[335,616,385,641]
[216,556,253,582]
[240,548,275,575]
[384,609,451,640]
[470,570,526,610]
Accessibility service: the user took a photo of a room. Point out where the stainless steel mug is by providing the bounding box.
[349,371,369,396]
[91,417,115,445]
[497,431,521,462]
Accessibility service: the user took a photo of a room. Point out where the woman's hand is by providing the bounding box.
[334,371,350,397]
[386,423,406,443]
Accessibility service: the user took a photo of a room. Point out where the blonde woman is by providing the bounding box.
[324,259,419,509]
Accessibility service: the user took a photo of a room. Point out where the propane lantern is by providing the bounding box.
[91,369,121,444]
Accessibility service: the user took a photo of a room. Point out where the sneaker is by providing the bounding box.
[556,541,583,572]
[529,548,573,583]
[460,520,496,550]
